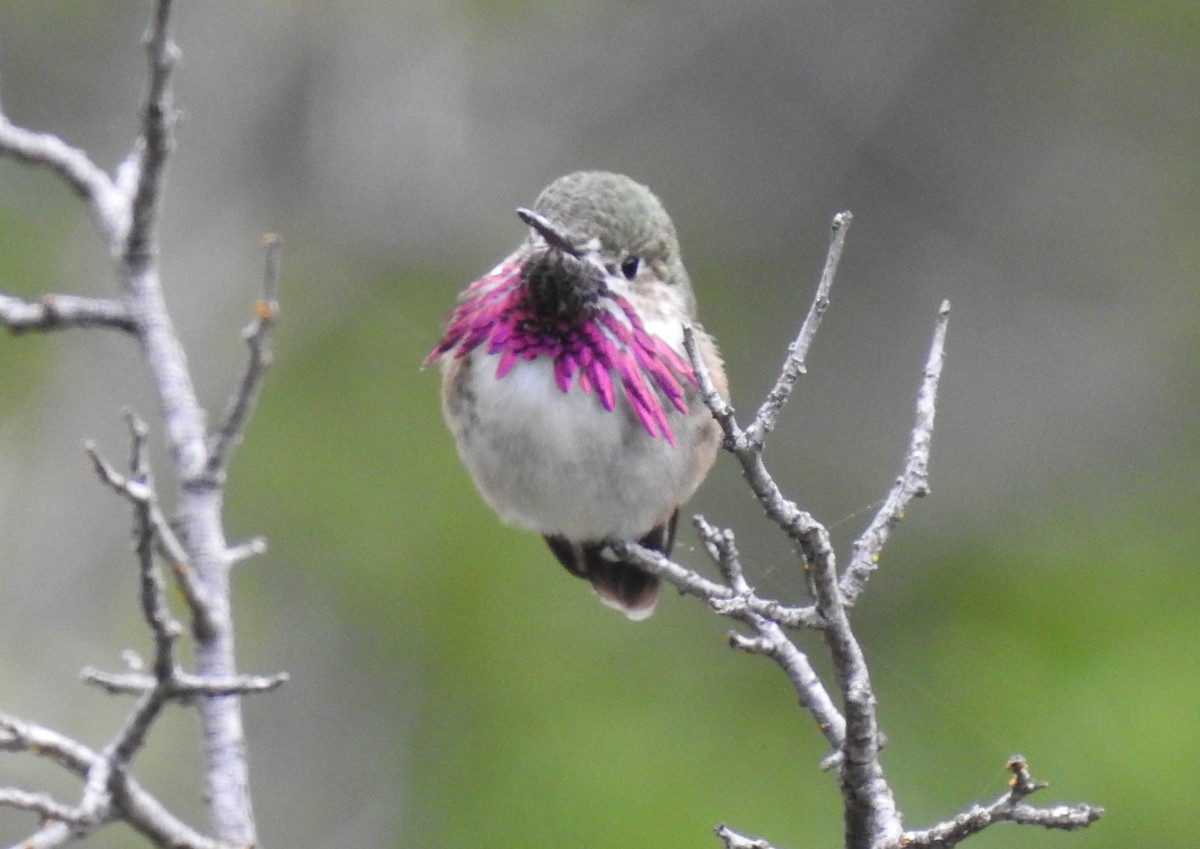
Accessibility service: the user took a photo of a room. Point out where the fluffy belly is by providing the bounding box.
[447,354,698,540]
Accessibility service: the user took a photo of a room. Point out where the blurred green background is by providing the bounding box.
[2,2,1197,847]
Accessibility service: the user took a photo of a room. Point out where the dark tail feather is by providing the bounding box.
[544,511,678,620]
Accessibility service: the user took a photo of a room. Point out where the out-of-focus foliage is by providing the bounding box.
[2,2,1197,847]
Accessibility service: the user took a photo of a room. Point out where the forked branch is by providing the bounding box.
[616,212,1101,848]
[0,2,282,847]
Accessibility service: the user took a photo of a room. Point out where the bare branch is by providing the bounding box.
[0,293,135,334]
[76,409,286,848]
[124,0,179,269]
[173,670,290,697]
[123,412,186,681]
[109,782,223,849]
[693,516,747,591]
[82,668,289,698]
[0,789,93,827]
[806,514,901,846]
[682,215,899,846]
[3,821,79,849]
[682,211,1093,849]
[901,756,1105,847]
[0,110,99,195]
[226,535,268,567]
[682,323,740,445]
[684,517,849,753]
[1,714,92,776]
[2,3,275,845]
[715,824,780,849]
[684,343,904,846]
[611,522,846,755]
[84,440,151,502]
[841,300,951,606]
[0,712,219,849]
[208,234,282,477]
[104,692,170,786]
[80,670,165,697]
[610,540,734,603]
[734,618,846,753]
[746,210,851,447]
[609,540,822,630]
[0,117,129,250]
[83,434,213,635]
[683,325,834,571]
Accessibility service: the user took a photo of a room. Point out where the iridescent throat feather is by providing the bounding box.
[425,259,696,445]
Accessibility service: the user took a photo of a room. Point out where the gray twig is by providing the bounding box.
[687,213,904,845]
[119,7,261,842]
[226,536,268,567]
[682,324,835,568]
[82,668,289,698]
[124,0,178,270]
[0,2,274,846]
[0,112,130,251]
[0,293,135,334]
[0,789,93,827]
[901,756,1105,847]
[841,300,950,606]
[637,211,1097,849]
[208,233,282,478]
[0,712,220,849]
[715,824,780,849]
[609,540,822,630]
[746,210,851,447]
[84,429,212,636]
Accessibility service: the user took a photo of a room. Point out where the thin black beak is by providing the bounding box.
[516,207,580,257]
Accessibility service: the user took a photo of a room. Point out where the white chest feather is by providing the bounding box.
[444,349,708,541]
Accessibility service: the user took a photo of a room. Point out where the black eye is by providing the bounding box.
[620,256,640,280]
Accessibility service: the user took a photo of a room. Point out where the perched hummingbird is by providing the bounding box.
[426,171,726,619]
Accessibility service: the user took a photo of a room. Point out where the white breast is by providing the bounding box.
[449,351,704,541]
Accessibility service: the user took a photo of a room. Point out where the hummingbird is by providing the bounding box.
[426,171,726,619]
